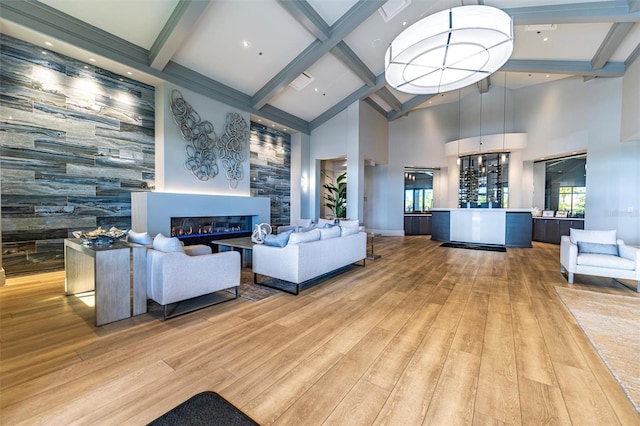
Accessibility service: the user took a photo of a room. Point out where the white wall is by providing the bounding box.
[621,53,640,142]
[515,76,640,244]
[155,83,251,195]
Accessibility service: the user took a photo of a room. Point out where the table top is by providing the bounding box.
[211,237,254,249]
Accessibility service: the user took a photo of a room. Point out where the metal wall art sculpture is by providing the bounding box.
[169,90,219,181]
[218,112,249,188]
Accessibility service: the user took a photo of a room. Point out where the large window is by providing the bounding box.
[404,169,435,213]
[543,154,587,218]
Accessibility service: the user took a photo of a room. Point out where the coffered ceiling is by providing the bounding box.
[1,0,639,134]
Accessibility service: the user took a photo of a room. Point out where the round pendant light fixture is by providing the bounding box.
[385,5,513,94]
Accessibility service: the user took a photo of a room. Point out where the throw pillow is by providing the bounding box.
[319,226,341,240]
[338,219,360,229]
[577,241,619,256]
[127,230,153,245]
[153,233,185,253]
[263,230,293,247]
[288,229,321,245]
[340,226,359,237]
[317,218,337,228]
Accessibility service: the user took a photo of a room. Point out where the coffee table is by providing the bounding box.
[212,237,254,267]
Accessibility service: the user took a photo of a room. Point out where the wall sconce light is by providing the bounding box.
[301,173,308,192]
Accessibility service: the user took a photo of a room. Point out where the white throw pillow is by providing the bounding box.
[288,229,321,245]
[338,219,360,229]
[319,226,341,240]
[127,230,153,245]
[153,233,185,253]
[570,229,616,245]
[341,226,359,237]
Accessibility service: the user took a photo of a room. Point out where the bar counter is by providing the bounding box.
[430,208,534,247]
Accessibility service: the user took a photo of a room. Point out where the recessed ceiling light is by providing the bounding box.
[546,74,550,78]
[271,124,275,127]
[314,88,318,92]
[89,58,96,62]
[283,128,287,131]
[242,41,249,48]
[402,21,407,26]
[543,37,549,42]
[45,41,53,46]
[126,71,132,75]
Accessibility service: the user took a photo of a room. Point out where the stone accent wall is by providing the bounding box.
[0,34,155,276]
[250,123,290,228]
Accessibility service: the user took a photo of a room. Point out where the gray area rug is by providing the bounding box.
[148,391,258,426]
[556,287,640,413]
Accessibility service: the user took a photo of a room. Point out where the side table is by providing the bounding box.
[64,239,145,326]
[367,232,382,260]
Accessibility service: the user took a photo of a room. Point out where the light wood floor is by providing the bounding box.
[1,237,639,425]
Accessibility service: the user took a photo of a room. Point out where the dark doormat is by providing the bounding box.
[441,242,507,252]
[148,391,259,426]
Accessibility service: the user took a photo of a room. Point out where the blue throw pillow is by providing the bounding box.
[577,241,619,256]
[263,230,293,247]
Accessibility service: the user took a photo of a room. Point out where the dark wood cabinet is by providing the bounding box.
[404,215,432,235]
[533,218,584,244]
[430,211,450,242]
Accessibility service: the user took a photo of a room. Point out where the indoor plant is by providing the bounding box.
[321,170,347,219]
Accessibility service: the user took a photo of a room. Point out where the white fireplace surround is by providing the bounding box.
[131,192,271,238]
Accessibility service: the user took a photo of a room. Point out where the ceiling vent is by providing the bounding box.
[289,72,314,91]
[378,0,411,23]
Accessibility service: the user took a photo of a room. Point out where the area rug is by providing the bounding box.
[236,280,281,301]
[556,287,640,413]
[441,242,507,252]
[148,391,258,426]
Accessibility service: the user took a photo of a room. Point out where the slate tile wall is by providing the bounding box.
[249,123,290,228]
[1,34,155,277]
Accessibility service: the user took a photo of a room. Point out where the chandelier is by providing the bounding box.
[385,5,513,94]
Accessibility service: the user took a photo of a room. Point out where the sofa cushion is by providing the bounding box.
[577,241,619,256]
[340,226,359,237]
[264,230,293,247]
[153,233,185,253]
[128,230,153,245]
[319,226,341,240]
[288,229,321,245]
[570,229,616,245]
[577,253,636,270]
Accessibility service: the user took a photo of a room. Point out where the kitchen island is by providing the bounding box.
[430,208,533,247]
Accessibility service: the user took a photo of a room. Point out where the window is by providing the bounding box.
[404,189,433,212]
[559,186,586,217]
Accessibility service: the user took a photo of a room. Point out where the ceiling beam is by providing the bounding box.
[277,0,330,41]
[387,94,438,121]
[331,41,377,87]
[363,98,388,117]
[591,22,634,70]
[310,73,387,131]
[504,1,640,24]
[149,0,210,70]
[625,42,640,67]
[250,0,386,110]
[477,76,491,93]
[376,87,402,112]
[502,59,626,77]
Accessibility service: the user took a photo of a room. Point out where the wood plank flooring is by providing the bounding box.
[1,236,639,425]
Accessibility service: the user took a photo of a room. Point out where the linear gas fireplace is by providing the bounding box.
[171,215,252,242]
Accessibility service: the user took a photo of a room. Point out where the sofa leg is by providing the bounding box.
[568,272,574,284]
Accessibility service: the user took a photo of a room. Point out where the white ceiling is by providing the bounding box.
[1,0,639,133]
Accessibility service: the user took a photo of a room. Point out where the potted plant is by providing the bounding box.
[321,170,347,219]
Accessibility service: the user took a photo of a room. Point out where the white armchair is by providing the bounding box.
[560,229,639,291]
[146,245,241,319]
